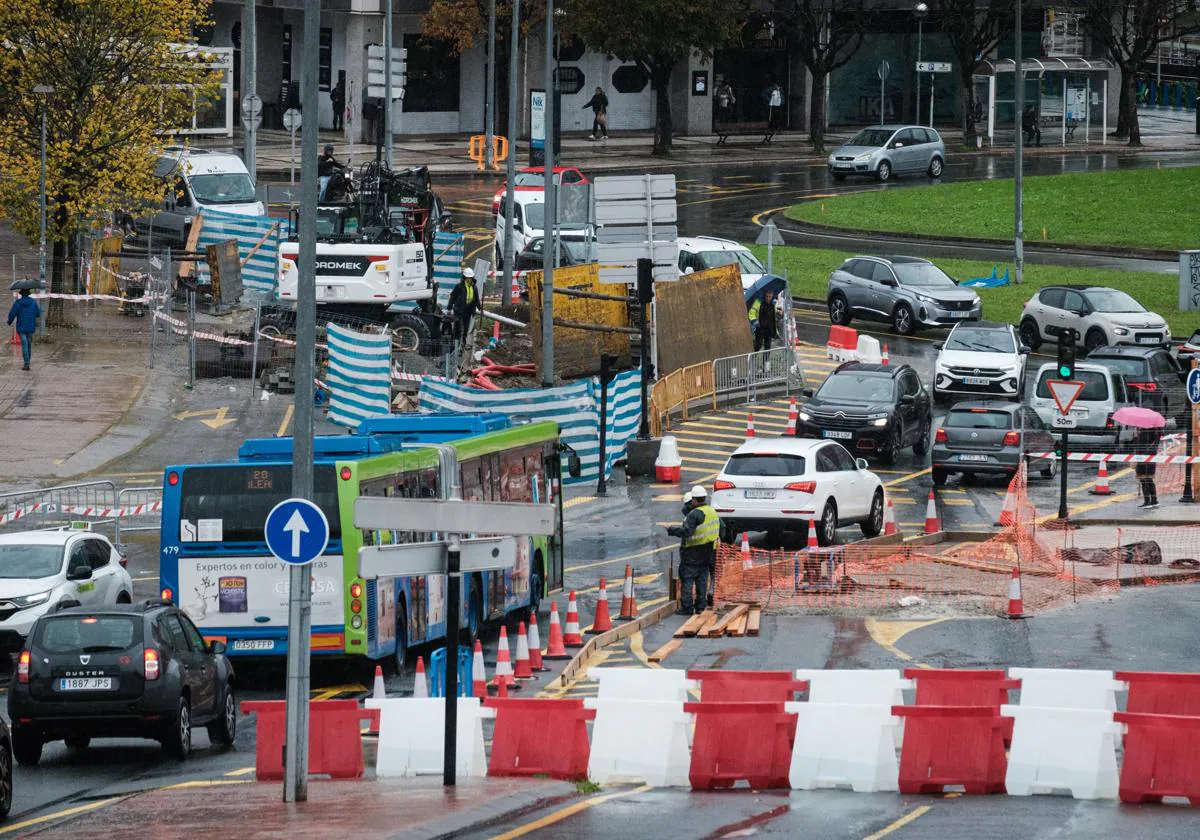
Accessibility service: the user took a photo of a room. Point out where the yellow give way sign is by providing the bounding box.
[174,407,237,430]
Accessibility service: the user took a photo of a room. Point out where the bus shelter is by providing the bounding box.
[972,56,1115,147]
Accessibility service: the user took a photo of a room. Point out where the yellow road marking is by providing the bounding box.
[576,573,659,595]
[488,785,652,840]
[864,618,948,662]
[566,544,673,573]
[175,406,237,429]
[563,496,596,509]
[863,805,932,840]
[1036,490,1137,523]
[225,766,257,776]
[674,429,758,444]
[629,630,661,670]
[163,779,254,789]
[653,494,686,502]
[277,402,294,438]
[680,456,733,468]
[886,468,930,487]
[0,797,127,835]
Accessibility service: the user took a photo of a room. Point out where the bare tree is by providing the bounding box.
[936,0,1013,149]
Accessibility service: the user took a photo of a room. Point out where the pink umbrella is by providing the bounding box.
[1112,406,1166,429]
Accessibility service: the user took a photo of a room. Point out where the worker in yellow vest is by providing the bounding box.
[666,485,720,614]
[448,266,480,345]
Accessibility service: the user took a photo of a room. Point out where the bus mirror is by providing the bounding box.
[567,453,581,478]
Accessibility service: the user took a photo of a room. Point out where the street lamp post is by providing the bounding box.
[914,3,927,126]
[34,84,55,292]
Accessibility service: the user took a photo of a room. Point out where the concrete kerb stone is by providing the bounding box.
[411,783,581,840]
[553,600,679,691]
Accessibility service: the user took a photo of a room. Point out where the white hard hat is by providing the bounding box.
[462,267,475,279]
[690,485,708,500]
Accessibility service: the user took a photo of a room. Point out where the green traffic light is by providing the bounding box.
[1058,365,1071,377]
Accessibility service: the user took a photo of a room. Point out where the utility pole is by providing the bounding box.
[243,0,257,181]
[914,2,927,126]
[384,0,394,168]
[541,0,556,387]
[1013,0,1024,286]
[485,0,497,171]
[284,0,320,804]
[34,85,54,292]
[501,0,521,306]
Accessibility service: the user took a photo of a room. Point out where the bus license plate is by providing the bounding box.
[231,640,275,652]
[822,430,853,439]
[59,678,112,691]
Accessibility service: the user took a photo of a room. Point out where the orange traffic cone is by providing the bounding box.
[617,564,638,620]
[491,626,517,690]
[924,490,941,535]
[740,531,752,570]
[883,498,897,536]
[543,601,571,659]
[996,483,1018,526]
[563,591,584,646]
[513,621,534,679]
[527,611,547,671]
[1007,566,1025,619]
[412,655,429,698]
[785,397,798,435]
[805,520,819,550]
[372,664,386,700]
[1089,462,1112,496]
[746,412,755,438]
[590,578,613,634]
[881,344,890,365]
[471,639,489,698]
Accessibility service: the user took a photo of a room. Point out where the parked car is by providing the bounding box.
[677,236,769,290]
[1028,362,1135,452]
[1018,285,1171,354]
[513,233,595,273]
[8,601,237,765]
[0,529,134,657]
[931,401,1057,486]
[1086,345,1189,425]
[933,321,1029,402]
[827,125,946,182]
[794,362,933,463]
[493,189,590,271]
[827,256,981,336]
[711,437,884,546]
[1176,328,1200,365]
[490,166,589,214]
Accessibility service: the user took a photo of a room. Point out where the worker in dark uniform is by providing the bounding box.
[667,485,720,614]
[447,266,480,345]
[748,289,778,352]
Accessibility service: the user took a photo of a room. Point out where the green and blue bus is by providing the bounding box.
[158,416,569,667]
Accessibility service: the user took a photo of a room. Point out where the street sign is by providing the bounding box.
[1189,367,1200,405]
[594,174,680,285]
[283,108,302,132]
[354,497,556,536]
[241,94,263,131]
[1052,414,1078,429]
[264,498,330,566]
[530,89,546,150]
[1046,379,1086,416]
[915,62,952,73]
[877,59,891,80]
[359,536,516,578]
[755,219,785,247]
[367,44,407,100]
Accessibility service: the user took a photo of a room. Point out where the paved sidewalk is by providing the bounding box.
[21,777,579,840]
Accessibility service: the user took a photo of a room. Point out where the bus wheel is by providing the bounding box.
[391,602,409,678]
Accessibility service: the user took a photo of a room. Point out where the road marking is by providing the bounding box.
[566,544,673,573]
[488,784,652,840]
[277,402,295,438]
[132,575,158,582]
[1037,490,1137,523]
[674,429,758,444]
[563,496,597,509]
[311,682,367,700]
[864,618,947,662]
[225,766,257,776]
[863,805,932,840]
[678,445,737,458]
[886,469,930,487]
[0,796,128,835]
[163,779,254,789]
[680,456,733,468]
[175,406,237,429]
[107,470,164,477]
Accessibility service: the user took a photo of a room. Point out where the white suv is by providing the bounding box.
[1018,285,1170,355]
[677,236,769,290]
[711,438,884,546]
[0,529,133,654]
[933,320,1028,402]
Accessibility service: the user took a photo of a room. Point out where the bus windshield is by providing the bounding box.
[178,465,341,543]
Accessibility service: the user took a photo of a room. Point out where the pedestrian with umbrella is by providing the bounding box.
[7,280,41,371]
[1113,406,1166,508]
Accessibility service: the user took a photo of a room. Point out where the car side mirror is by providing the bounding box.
[67,565,92,581]
[891,142,904,149]
[855,458,869,470]
[801,388,814,398]
[933,342,944,351]
[1019,344,1031,354]
[209,640,227,655]
[880,278,897,287]
[900,394,916,405]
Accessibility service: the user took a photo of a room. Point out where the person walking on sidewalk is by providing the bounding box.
[7,288,40,371]
[331,73,346,132]
[1135,427,1162,508]
[583,87,609,142]
[667,486,720,614]
[714,77,736,125]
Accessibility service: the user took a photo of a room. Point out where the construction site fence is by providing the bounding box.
[0,481,164,549]
[650,345,807,437]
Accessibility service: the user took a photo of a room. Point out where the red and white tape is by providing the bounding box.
[0,500,162,526]
[1029,452,1200,464]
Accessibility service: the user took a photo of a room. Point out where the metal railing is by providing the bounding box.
[0,481,164,548]
[114,488,165,536]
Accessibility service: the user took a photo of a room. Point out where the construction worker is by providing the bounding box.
[667,485,720,614]
[448,266,480,345]
[748,289,778,351]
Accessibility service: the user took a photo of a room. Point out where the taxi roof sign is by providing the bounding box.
[69,521,91,530]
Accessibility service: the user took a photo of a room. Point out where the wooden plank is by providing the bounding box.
[699,604,748,639]
[649,639,682,664]
[692,611,719,637]
[727,613,749,637]
[674,612,706,638]
[746,607,762,637]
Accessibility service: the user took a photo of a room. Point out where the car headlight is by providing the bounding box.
[856,153,873,161]
[798,411,811,422]
[871,416,890,427]
[914,293,935,303]
[10,591,51,608]
[1113,327,1129,336]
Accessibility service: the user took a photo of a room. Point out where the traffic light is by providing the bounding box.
[636,258,654,305]
[1057,330,1076,379]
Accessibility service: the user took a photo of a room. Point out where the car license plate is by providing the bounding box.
[958,454,989,463]
[962,376,990,386]
[951,311,972,318]
[231,639,275,652]
[822,430,853,439]
[1071,409,1089,418]
[58,678,112,691]
[1137,335,1159,343]
[744,489,776,499]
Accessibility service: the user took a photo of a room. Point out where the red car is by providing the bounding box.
[491,166,589,214]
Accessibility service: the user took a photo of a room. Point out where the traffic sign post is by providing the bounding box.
[1045,379,1086,520]
[877,60,890,126]
[265,499,330,565]
[755,218,785,276]
[283,108,302,196]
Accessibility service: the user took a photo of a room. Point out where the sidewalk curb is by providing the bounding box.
[406,784,581,840]
[554,599,678,689]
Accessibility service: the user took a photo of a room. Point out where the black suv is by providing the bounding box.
[8,601,236,765]
[1086,345,1188,425]
[795,363,933,463]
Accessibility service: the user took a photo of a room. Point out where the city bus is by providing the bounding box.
[158,417,571,670]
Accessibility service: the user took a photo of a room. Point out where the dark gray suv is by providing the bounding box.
[827,256,982,336]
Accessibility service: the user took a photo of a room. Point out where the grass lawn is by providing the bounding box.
[785,167,1200,252]
[747,243,1197,336]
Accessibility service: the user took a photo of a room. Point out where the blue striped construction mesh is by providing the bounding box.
[195,208,282,299]
[326,323,392,428]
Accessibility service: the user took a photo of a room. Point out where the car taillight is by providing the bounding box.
[784,481,817,494]
[1129,382,1157,392]
[935,428,947,444]
[713,480,736,491]
[143,648,160,681]
[1106,414,1116,430]
[17,651,30,684]
[161,587,173,603]
[1003,431,1021,446]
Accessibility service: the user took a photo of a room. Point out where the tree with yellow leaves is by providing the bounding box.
[0,0,217,324]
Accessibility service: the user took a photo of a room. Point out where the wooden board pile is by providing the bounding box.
[672,603,761,639]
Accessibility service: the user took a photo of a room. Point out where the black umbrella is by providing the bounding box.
[9,278,44,291]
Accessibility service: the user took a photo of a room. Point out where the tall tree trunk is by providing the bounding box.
[47,202,68,326]
[959,67,977,149]
[1112,67,1131,138]
[1122,70,1141,146]
[652,64,672,155]
[808,70,828,153]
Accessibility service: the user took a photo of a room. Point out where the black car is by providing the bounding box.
[8,601,236,765]
[930,401,1057,486]
[1086,345,1188,425]
[513,235,594,273]
[0,718,11,819]
[795,362,933,463]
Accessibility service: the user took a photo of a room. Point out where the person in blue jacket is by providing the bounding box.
[7,288,40,370]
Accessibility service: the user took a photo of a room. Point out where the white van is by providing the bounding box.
[677,236,769,290]
[493,189,590,271]
[1029,362,1135,452]
[135,147,265,246]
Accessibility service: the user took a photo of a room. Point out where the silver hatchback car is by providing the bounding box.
[828,125,946,182]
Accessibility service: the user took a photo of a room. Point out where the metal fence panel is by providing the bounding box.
[0,481,120,540]
[713,346,806,407]
[114,487,164,537]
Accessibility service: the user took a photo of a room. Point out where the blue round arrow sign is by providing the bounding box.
[1188,367,1200,407]
[264,498,330,566]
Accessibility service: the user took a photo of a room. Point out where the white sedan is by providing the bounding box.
[711,438,885,546]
